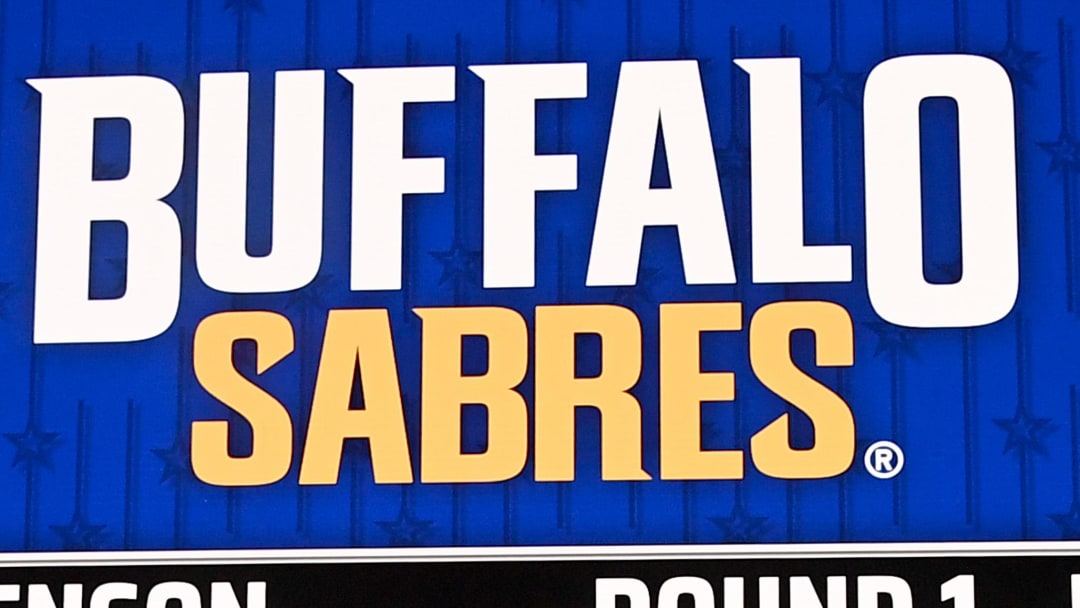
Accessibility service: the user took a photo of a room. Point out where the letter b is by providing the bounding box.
[30,75,184,344]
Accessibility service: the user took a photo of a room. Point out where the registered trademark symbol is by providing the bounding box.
[864,440,905,479]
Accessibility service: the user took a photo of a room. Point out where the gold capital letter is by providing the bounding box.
[416,306,529,483]
[749,301,856,479]
[535,304,651,482]
[192,311,294,487]
[660,302,744,480]
[300,309,413,485]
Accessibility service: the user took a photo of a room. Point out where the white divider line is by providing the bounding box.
[0,541,1079,567]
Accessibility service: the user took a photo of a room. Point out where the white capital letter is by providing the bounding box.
[28,584,82,608]
[864,54,1018,328]
[89,583,138,608]
[596,578,650,608]
[858,576,912,608]
[31,75,183,344]
[658,577,714,608]
[586,60,735,287]
[736,57,852,284]
[0,586,17,604]
[791,576,847,608]
[196,70,325,293]
[469,62,586,288]
[146,583,200,608]
[210,582,266,608]
[340,66,455,291]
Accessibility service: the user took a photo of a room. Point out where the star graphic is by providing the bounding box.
[613,266,660,308]
[5,421,60,470]
[1039,130,1080,175]
[152,435,193,484]
[1049,501,1080,538]
[994,406,1055,457]
[807,60,863,109]
[430,241,482,288]
[377,506,435,546]
[50,513,107,550]
[709,500,768,542]
[865,322,919,359]
[992,38,1041,89]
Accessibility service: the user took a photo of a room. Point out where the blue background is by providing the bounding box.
[0,0,1077,550]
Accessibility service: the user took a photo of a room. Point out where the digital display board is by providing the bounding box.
[1,0,1079,605]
